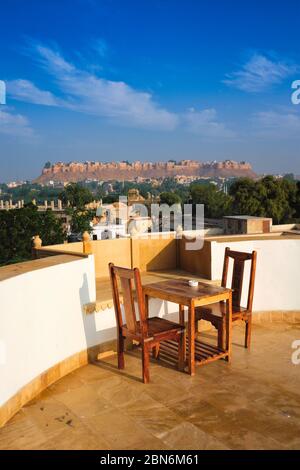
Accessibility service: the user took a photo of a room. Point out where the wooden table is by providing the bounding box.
[143,279,232,376]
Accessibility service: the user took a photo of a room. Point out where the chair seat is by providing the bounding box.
[123,316,184,340]
[195,302,249,322]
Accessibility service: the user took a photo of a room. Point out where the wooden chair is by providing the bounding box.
[195,247,257,349]
[109,263,185,383]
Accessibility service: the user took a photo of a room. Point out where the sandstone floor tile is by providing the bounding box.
[160,421,229,450]
[54,383,114,419]
[1,320,300,450]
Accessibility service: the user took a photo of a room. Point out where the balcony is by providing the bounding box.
[0,229,299,449]
[0,320,299,450]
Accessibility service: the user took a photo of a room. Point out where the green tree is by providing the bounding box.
[96,185,107,200]
[190,184,232,218]
[159,192,182,206]
[67,208,95,235]
[60,183,94,208]
[229,178,264,216]
[261,176,296,224]
[283,173,295,181]
[0,205,66,266]
[229,176,298,223]
[102,194,120,204]
[60,183,94,234]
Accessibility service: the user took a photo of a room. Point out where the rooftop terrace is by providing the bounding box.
[0,320,299,450]
[0,227,300,449]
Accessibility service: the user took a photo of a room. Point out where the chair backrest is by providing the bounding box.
[221,247,257,311]
[109,263,147,336]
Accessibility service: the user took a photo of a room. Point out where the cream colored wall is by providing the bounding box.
[34,235,300,312]
[44,242,83,252]
[178,237,212,278]
[271,224,297,232]
[37,230,221,278]
[35,243,85,260]
[37,239,132,278]
[210,239,300,311]
[131,235,177,272]
[90,239,132,277]
[39,236,177,276]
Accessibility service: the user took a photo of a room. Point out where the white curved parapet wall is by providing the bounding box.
[0,254,98,426]
[210,238,300,311]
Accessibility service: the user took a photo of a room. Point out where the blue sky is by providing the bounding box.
[1,0,300,181]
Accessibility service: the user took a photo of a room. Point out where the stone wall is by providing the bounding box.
[35,159,256,183]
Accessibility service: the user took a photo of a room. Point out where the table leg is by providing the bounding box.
[179,304,186,367]
[225,292,232,363]
[144,294,149,319]
[188,302,195,376]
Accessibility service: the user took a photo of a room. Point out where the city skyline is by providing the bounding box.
[1,0,300,181]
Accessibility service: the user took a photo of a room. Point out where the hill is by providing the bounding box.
[35,159,256,183]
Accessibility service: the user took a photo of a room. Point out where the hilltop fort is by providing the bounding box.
[35,159,256,183]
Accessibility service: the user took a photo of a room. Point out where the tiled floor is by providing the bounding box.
[1,321,300,450]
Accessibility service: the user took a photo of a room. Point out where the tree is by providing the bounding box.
[229,176,298,223]
[261,176,296,224]
[96,186,106,200]
[190,184,232,218]
[60,183,94,208]
[229,178,264,216]
[102,194,120,204]
[59,184,95,236]
[283,173,295,181]
[159,192,182,206]
[67,209,95,235]
[0,205,66,266]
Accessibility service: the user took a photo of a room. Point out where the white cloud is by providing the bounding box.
[0,107,33,137]
[11,43,178,130]
[184,108,235,139]
[8,79,59,106]
[224,54,298,92]
[253,110,300,138]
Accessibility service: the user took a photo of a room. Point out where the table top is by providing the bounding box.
[143,278,231,307]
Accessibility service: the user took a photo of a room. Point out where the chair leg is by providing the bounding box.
[178,333,185,372]
[152,343,160,360]
[217,318,226,351]
[245,316,252,349]
[142,343,150,384]
[117,334,125,370]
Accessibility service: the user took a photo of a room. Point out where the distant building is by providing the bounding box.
[223,216,272,235]
[92,223,127,240]
[91,200,152,239]
[7,181,25,188]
